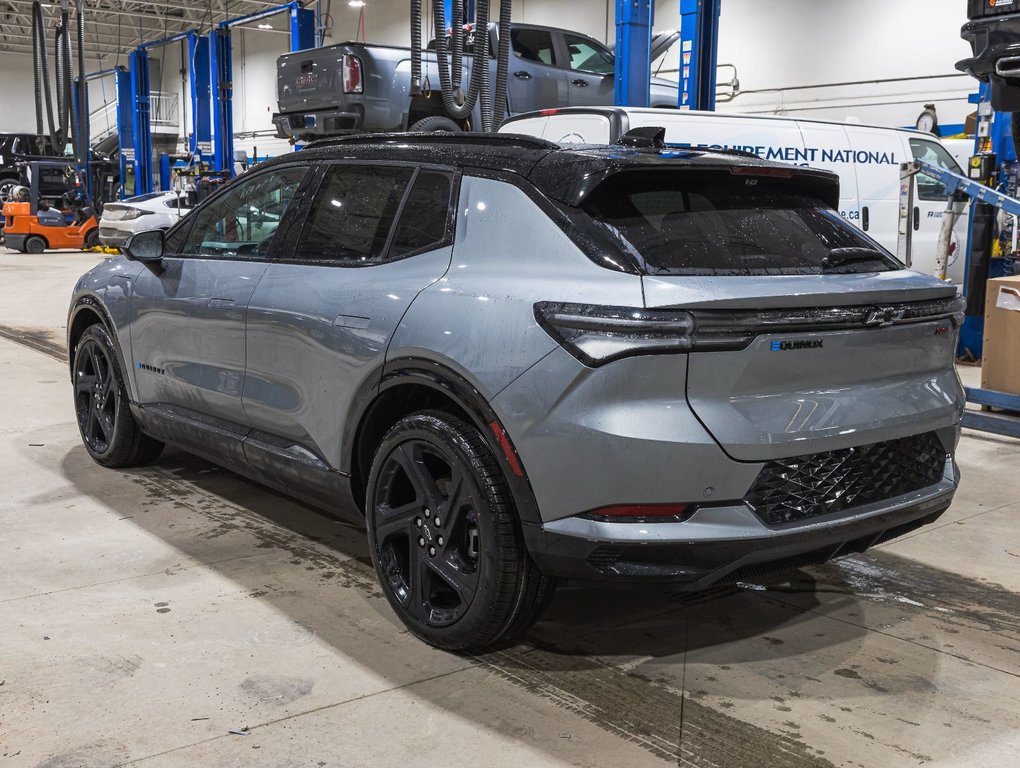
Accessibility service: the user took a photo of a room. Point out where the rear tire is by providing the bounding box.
[24,235,46,254]
[72,324,164,468]
[408,116,463,133]
[366,410,552,651]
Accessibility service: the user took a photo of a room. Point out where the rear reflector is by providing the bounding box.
[488,420,524,477]
[583,503,691,521]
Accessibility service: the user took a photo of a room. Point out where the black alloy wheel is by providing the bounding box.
[74,335,118,455]
[366,410,555,651]
[71,324,164,467]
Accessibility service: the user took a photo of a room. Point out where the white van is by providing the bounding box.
[500,107,968,283]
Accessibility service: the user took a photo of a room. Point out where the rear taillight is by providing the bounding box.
[342,54,363,94]
[534,302,746,367]
[581,503,693,522]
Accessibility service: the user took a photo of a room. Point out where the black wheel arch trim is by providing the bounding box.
[345,356,543,526]
[67,295,136,402]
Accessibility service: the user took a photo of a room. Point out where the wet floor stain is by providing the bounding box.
[0,324,66,362]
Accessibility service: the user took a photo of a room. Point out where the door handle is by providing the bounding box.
[571,79,589,87]
[862,206,870,232]
[513,71,532,80]
[913,206,921,231]
[208,298,236,308]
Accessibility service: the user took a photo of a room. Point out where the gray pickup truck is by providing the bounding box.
[273,23,679,141]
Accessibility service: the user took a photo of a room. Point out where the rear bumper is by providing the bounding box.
[523,460,958,585]
[958,15,1020,80]
[273,108,364,139]
[3,232,27,250]
[98,226,130,247]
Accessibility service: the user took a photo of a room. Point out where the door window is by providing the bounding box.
[389,172,454,258]
[563,34,615,75]
[179,166,307,259]
[511,29,556,66]
[909,139,963,202]
[295,165,414,264]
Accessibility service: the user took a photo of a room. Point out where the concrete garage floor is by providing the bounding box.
[2,249,1019,768]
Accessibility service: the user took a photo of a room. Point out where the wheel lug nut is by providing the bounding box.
[418,536,425,547]
[424,508,431,518]
[434,517,441,527]
[437,536,444,546]
[428,546,436,557]
[415,517,422,527]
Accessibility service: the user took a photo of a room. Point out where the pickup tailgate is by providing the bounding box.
[278,46,346,113]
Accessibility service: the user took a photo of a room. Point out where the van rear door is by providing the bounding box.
[841,126,904,262]
[907,136,969,284]
[796,121,862,233]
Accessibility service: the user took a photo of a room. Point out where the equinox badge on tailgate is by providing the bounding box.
[771,340,824,351]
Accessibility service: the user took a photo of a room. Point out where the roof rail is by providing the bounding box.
[304,131,560,152]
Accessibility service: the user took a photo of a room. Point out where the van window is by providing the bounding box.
[583,170,900,276]
[909,139,963,202]
[295,165,413,264]
[512,29,556,66]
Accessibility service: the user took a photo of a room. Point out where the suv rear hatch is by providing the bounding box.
[579,165,963,461]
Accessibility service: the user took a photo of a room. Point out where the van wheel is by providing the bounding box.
[366,410,553,651]
[408,116,462,133]
[24,235,46,254]
[73,324,164,468]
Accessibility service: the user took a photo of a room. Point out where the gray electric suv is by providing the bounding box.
[68,132,964,650]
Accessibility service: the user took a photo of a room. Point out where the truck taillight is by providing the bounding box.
[342,54,363,94]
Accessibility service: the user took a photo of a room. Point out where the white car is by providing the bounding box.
[98,191,193,247]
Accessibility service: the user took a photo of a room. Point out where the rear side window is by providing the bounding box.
[910,138,962,202]
[583,170,901,276]
[563,34,614,75]
[296,165,413,264]
[389,172,454,258]
[512,29,556,66]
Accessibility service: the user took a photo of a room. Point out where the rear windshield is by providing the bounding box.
[582,170,901,276]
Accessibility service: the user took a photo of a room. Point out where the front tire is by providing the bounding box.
[366,410,553,651]
[72,324,164,468]
[24,235,46,254]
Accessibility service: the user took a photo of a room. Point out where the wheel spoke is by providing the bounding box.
[438,468,466,531]
[396,442,442,509]
[407,545,433,623]
[374,500,420,543]
[86,402,99,444]
[75,373,97,395]
[430,553,479,603]
[95,409,114,441]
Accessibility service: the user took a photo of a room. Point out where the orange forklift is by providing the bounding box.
[1,161,98,253]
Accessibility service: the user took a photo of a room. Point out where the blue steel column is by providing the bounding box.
[114,67,135,199]
[189,34,212,159]
[129,48,153,194]
[211,28,234,174]
[290,6,315,50]
[679,0,721,110]
[615,0,653,107]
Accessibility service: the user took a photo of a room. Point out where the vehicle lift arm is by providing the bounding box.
[901,157,1020,439]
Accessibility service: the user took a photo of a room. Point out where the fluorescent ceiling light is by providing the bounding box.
[257,23,273,29]
[348,0,365,6]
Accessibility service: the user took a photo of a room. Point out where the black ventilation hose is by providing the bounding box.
[76,0,88,176]
[33,1,59,152]
[32,4,43,136]
[55,23,70,149]
[409,0,422,95]
[492,0,513,126]
[431,0,477,120]
[450,0,464,98]
[475,0,492,131]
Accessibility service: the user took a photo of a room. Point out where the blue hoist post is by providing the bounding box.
[211,2,315,175]
[678,0,721,110]
[189,34,213,161]
[958,84,1019,358]
[615,0,654,107]
[114,67,136,198]
[129,48,153,195]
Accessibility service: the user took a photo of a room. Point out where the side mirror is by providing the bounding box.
[123,229,165,263]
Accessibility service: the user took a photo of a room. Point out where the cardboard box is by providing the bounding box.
[982,275,1020,396]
